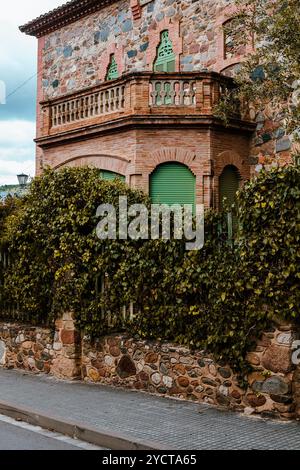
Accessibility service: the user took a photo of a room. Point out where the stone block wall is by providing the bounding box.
[81,323,300,420]
[249,107,294,176]
[0,323,55,374]
[0,313,81,380]
[34,0,293,190]
[39,0,231,101]
[0,316,299,420]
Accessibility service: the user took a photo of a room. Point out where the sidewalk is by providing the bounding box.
[0,368,299,450]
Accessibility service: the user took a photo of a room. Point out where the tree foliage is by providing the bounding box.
[217,0,300,141]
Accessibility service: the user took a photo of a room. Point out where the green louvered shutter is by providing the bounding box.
[219,165,240,210]
[154,30,176,73]
[154,31,175,105]
[100,170,125,182]
[150,162,195,208]
[106,55,119,81]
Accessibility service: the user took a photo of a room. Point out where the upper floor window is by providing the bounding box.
[106,54,119,81]
[154,30,176,73]
[223,19,244,60]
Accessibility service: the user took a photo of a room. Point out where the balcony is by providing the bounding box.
[38,72,249,144]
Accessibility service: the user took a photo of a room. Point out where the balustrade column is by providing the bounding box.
[40,105,51,137]
[201,79,214,114]
[130,77,150,113]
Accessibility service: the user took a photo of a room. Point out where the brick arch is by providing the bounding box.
[53,154,130,176]
[148,148,197,176]
[220,62,241,78]
[214,6,254,74]
[214,150,249,180]
[146,17,182,72]
[214,150,250,209]
[141,147,203,205]
[99,43,124,82]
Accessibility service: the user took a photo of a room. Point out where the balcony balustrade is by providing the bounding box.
[39,72,241,139]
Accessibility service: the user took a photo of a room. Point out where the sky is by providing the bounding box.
[0,0,64,185]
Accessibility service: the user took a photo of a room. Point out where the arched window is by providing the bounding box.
[150,162,195,208]
[223,19,245,60]
[100,170,125,182]
[219,165,241,210]
[154,30,175,73]
[106,54,119,81]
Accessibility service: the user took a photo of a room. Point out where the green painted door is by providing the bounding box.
[100,170,125,182]
[150,162,196,208]
[219,165,240,210]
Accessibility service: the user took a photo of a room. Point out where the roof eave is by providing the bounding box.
[19,0,117,38]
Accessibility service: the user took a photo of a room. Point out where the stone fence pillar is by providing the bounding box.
[51,312,81,380]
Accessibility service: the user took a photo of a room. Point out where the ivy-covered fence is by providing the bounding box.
[0,164,299,372]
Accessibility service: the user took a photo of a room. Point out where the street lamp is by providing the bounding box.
[17,173,29,187]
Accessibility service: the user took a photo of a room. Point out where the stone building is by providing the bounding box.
[20,0,291,209]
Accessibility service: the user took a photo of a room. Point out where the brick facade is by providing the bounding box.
[21,0,293,207]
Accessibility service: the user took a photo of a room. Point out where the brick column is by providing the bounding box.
[51,312,81,380]
[130,77,150,114]
[36,36,46,176]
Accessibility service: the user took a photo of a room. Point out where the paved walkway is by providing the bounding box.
[0,368,299,450]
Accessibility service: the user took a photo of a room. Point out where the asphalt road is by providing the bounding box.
[0,415,102,450]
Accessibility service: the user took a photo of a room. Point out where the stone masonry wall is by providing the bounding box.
[0,316,299,420]
[37,0,293,177]
[40,0,231,100]
[0,313,80,380]
[82,323,300,420]
[249,106,294,176]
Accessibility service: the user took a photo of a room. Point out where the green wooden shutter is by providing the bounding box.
[106,55,119,81]
[154,31,176,105]
[150,162,195,208]
[100,170,125,182]
[154,30,176,73]
[219,165,240,210]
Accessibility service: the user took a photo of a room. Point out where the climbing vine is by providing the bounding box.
[0,164,299,371]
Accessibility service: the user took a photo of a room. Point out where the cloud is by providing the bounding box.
[0,1,64,182]
[0,120,35,148]
[0,1,66,24]
[0,120,35,184]
[0,20,37,121]
[0,159,35,186]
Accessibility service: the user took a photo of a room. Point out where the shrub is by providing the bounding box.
[0,163,299,372]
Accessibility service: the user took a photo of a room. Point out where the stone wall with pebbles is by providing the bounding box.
[1,316,299,420]
[0,323,55,374]
[0,312,81,380]
[82,321,300,420]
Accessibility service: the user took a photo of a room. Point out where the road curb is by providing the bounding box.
[0,400,166,450]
